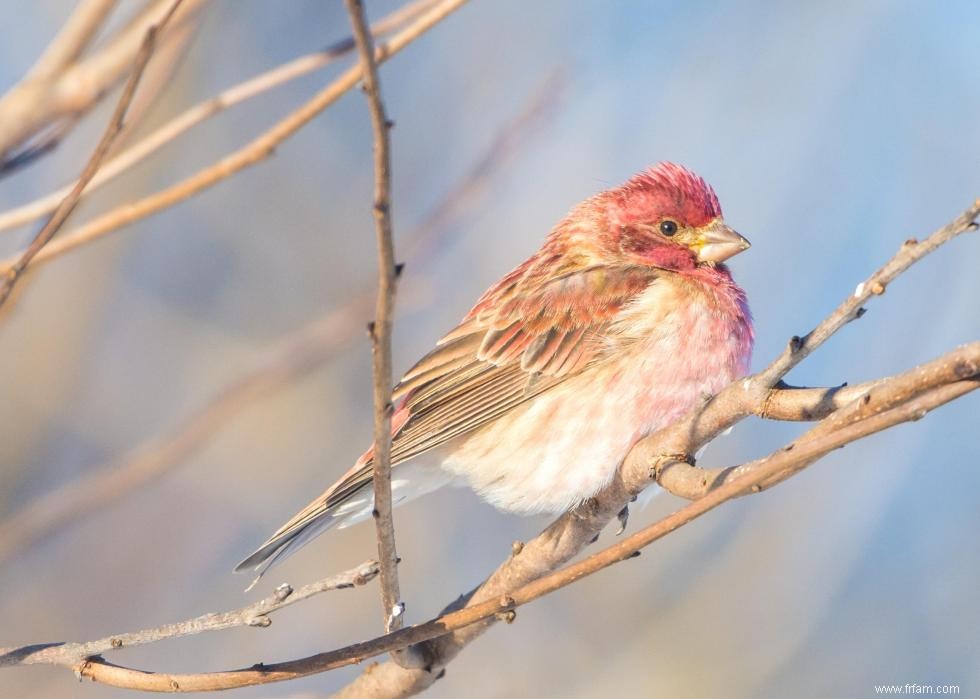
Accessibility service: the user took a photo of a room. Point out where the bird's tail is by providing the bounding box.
[234,459,450,588]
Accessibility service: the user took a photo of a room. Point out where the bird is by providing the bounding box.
[236,162,753,579]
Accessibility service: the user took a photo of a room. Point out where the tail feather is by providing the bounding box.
[234,511,343,585]
[234,461,451,587]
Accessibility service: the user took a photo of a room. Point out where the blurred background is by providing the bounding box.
[1,1,978,697]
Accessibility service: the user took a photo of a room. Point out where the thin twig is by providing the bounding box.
[25,0,119,82]
[0,0,471,289]
[0,0,204,159]
[0,0,186,311]
[345,0,405,645]
[0,560,379,669]
[0,0,439,234]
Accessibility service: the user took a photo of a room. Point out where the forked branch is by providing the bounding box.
[0,0,187,310]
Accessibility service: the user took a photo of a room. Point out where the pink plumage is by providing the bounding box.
[237,163,754,576]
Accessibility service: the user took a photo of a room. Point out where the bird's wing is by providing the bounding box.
[389,264,658,458]
[314,264,658,500]
[235,263,658,576]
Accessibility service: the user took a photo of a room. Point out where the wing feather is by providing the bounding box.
[385,264,658,461]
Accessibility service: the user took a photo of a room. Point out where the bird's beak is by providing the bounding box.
[695,220,751,263]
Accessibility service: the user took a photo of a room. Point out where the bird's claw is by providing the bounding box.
[615,495,639,535]
[616,504,630,535]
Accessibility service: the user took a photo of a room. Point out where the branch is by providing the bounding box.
[0,71,558,568]
[654,342,980,498]
[0,0,439,234]
[329,362,978,699]
[0,560,378,670]
[345,0,405,643]
[25,0,118,82]
[0,0,471,296]
[754,378,883,421]
[0,0,204,161]
[0,0,186,311]
[0,360,956,688]
[17,344,969,693]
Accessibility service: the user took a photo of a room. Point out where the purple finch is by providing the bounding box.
[237,162,753,576]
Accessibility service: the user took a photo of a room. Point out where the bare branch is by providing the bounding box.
[0,0,472,289]
[755,379,882,421]
[330,353,977,699]
[0,560,378,669]
[655,342,980,499]
[759,207,980,383]
[0,0,439,234]
[345,0,405,645]
[15,344,968,693]
[0,0,205,160]
[25,0,118,82]
[0,0,187,311]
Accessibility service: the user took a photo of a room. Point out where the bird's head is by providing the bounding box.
[577,162,750,271]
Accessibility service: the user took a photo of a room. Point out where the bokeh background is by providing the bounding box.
[1,1,978,697]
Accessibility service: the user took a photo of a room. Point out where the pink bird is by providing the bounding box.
[237,162,753,577]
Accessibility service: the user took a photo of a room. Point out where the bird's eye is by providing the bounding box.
[659,219,678,236]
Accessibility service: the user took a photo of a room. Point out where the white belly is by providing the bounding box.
[440,280,750,514]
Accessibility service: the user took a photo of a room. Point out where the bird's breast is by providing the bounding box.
[441,274,753,515]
